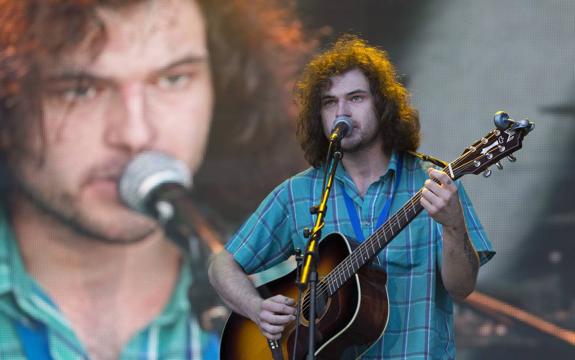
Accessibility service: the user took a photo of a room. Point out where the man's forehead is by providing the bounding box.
[322,68,370,95]
[43,0,208,77]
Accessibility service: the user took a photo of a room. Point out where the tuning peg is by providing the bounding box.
[496,162,503,170]
[508,155,517,162]
[494,111,511,130]
[483,169,492,178]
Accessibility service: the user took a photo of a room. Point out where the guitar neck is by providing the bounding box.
[321,121,532,296]
[324,188,425,296]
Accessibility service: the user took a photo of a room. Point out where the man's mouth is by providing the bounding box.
[81,161,129,199]
[84,177,119,198]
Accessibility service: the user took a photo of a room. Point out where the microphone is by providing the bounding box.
[119,150,223,254]
[328,115,353,142]
[119,151,228,330]
[119,151,192,222]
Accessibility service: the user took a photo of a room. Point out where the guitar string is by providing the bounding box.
[318,132,499,295]
[298,140,499,314]
[296,130,500,311]
[299,191,425,314]
[317,154,460,293]
[302,142,501,315]
[299,149,481,313]
[299,171,457,313]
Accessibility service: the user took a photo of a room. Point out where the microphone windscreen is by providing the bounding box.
[119,151,192,214]
[332,115,352,134]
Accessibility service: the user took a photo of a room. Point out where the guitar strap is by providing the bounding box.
[339,154,403,242]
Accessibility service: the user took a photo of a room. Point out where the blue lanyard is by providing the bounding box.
[14,320,53,360]
[339,155,403,242]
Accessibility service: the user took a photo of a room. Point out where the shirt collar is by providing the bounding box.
[333,150,401,187]
[0,206,69,309]
[0,205,193,325]
[0,205,35,298]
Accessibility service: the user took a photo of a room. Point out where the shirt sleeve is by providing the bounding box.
[436,181,495,268]
[225,181,295,274]
[459,183,495,265]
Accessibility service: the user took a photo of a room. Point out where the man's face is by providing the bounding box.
[9,0,213,243]
[320,68,381,153]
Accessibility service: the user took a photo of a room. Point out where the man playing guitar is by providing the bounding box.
[209,35,495,359]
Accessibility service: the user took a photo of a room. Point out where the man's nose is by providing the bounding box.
[336,99,351,117]
[104,83,156,153]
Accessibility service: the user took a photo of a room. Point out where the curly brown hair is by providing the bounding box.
[0,0,314,218]
[295,34,420,168]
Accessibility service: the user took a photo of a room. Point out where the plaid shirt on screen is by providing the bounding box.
[0,208,219,360]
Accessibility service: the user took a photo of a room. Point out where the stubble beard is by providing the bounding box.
[14,180,159,245]
[342,126,381,155]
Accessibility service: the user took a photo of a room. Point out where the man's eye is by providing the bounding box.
[61,85,98,102]
[157,74,191,90]
[350,95,364,102]
[322,99,336,107]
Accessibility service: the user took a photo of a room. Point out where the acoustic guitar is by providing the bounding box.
[220,113,534,359]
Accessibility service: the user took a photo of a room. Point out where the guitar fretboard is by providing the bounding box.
[316,126,525,297]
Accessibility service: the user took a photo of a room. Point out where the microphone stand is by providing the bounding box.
[148,188,227,331]
[297,140,343,360]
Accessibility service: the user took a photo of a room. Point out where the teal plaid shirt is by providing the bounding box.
[0,208,219,360]
[226,151,495,359]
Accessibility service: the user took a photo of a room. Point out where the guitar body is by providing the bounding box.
[220,233,389,360]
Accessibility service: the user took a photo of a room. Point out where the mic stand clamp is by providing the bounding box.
[297,141,343,360]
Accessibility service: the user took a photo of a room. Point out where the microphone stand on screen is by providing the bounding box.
[150,185,228,332]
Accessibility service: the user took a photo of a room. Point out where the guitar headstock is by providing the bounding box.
[451,112,534,179]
